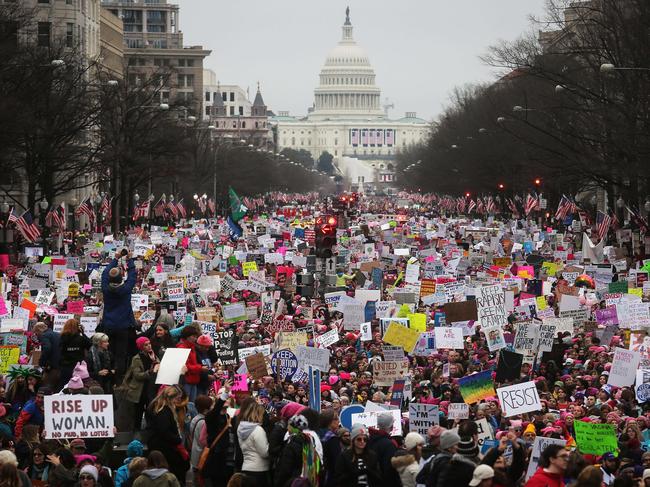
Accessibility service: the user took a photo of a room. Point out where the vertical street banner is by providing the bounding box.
[308,365,321,412]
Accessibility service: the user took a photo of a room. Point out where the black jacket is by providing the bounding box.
[59,333,91,367]
[481,445,526,487]
[424,451,452,487]
[335,447,382,487]
[203,394,234,478]
[437,454,478,487]
[38,329,61,368]
[274,433,307,487]
[366,430,400,487]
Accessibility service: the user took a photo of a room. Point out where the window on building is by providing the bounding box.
[147,10,166,32]
[242,122,246,128]
[334,138,338,145]
[66,0,72,4]
[229,106,234,115]
[66,23,74,47]
[205,106,210,116]
[232,121,236,128]
[37,0,49,3]
[177,74,194,87]
[37,22,50,47]
[126,39,143,48]
[151,39,167,48]
[177,59,185,67]
[222,92,227,101]
[291,137,295,145]
[186,59,194,67]
[300,139,304,146]
[205,92,210,102]
[229,92,234,102]
[154,58,169,67]
[122,10,143,32]
[255,121,259,128]
[238,106,243,115]
[282,139,286,145]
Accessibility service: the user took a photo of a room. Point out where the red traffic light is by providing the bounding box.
[534,178,542,186]
[465,192,471,198]
[498,183,505,190]
[327,216,337,225]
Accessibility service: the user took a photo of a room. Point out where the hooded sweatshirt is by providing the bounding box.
[524,468,565,487]
[237,421,270,472]
[132,469,180,487]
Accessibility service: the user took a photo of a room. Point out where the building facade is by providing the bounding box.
[203,69,253,120]
[101,0,211,116]
[271,8,430,192]
[100,7,124,78]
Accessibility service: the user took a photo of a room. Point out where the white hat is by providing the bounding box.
[469,465,494,487]
[404,432,425,451]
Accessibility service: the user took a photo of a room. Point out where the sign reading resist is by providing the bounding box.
[496,380,541,417]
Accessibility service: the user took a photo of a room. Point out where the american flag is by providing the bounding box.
[166,200,178,219]
[608,208,620,229]
[467,199,477,213]
[207,198,216,216]
[14,210,41,243]
[197,197,206,214]
[100,194,112,220]
[626,206,649,234]
[506,198,519,217]
[554,195,575,221]
[595,210,612,241]
[133,201,150,220]
[176,199,187,219]
[74,197,96,228]
[476,198,485,214]
[152,197,166,218]
[524,193,539,216]
[486,196,497,214]
[45,202,66,230]
[7,208,18,225]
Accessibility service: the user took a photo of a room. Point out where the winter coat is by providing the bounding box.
[274,433,306,487]
[335,447,382,487]
[114,458,132,487]
[144,407,188,483]
[203,394,234,478]
[321,430,342,487]
[59,333,91,367]
[481,445,526,487]
[524,468,565,487]
[391,453,420,487]
[189,413,206,468]
[437,453,477,487]
[132,469,180,487]
[101,258,137,331]
[367,429,400,487]
[121,353,157,403]
[38,329,61,368]
[176,339,203,385]
[87,345,114,390]
[269,420,289,466]
[237,421,270,472]
[424,451,453,487]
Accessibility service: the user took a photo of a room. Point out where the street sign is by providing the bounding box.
[325,257,336,276]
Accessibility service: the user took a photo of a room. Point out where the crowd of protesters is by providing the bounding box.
[0,191,648,487]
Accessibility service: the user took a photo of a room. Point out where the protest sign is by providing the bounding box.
[44,395,114,439]
[53,313,74,333]
[316,329,339,348]
[271,349,299,380]
[0,346,20,373]
[408,403,439,435]
[360,322,372,341]
[342,302,365,331]
[296,345,330,372]
[66,300,84,314]
[372,360,409,386]
[382,322,420,353]
[513,321,539,355]
[239,344,272,360]
[608,347,641,387]
[375,301,396,319]
[458,370,495,404]
[246,353,269,380]
[434,327,464,349]
[496,381,541,417]
[483,325,506,351]
[166,279,185,301]
[231,373,248,392]
[80,316,98,338]
[156,348,191,385]
[443,300,478,324]
[476,284,508,328]
[212,329,239,366]
[242,261,258,277]
[0,318,27,332]
[574,421,618,456]
[448,403,470,420]
[351,410,402,437]
[475,418,494,450]
[382,345,405,362]
[525,437,566,480]
[278,331,307,352]
[222,303,247,323]
[537,322,557,353]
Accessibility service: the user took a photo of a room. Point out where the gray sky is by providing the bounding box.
[176,0,549,121]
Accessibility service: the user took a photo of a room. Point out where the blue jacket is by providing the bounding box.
[38,329,61,368]
[114,457,132,487]
[101,258,137,331]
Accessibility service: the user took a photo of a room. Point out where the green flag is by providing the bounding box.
[229,187,247,223]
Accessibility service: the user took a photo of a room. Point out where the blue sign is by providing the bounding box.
[271,349,299,380]
[308,366,321,412]
[339,404,365,430]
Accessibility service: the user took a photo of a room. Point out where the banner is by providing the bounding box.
[44,395,114,439]
[434,327,464,349]
[608,347,640,387]
[372,360,409,386]
[458,370,495,404]
[496,380,541,417]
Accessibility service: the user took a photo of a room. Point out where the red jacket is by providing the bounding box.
[177,340,203,384]
[525,469,565,487]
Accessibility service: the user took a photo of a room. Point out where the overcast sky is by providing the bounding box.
[176,0,549,121]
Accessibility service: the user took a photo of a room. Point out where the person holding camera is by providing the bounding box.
[101,249,137,384]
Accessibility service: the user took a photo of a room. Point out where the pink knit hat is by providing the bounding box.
[73,362,89,380]
[67,376,85,390]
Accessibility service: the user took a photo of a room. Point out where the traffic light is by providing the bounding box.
[315,215,337,258]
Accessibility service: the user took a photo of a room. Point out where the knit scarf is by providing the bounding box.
[301,432,322,487]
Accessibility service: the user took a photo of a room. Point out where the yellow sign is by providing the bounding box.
[407,313,427,332]
[0,346,20,374]
[542,261,560,277]
[536,296,548,311]
[242,261,258,277]
[278,331,308,352]
[383,322,420,354]
[68,283,80,298]
[629,288,643,298]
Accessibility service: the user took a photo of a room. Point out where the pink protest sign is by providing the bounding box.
[0,255,8,271]
[231,373,248,392]
[66,300,85,315]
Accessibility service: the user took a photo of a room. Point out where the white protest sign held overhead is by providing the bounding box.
[315,329,339,348]
[351,410,402,436]
[295,345,330,372]
[360,322,372,341]
[496,381,541,417]
[156,348,191,385]
[44,395,114,439]
[608,347,641,388]
[476,284,508,328]
[53,314,74,333]
[434,327,464,349]
[448,403,470,420]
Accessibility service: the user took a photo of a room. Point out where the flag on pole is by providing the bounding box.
[207,198,216,216]
[166,200,178,219]
[467,199,476,213]
[555,195,574,220]
[74,197,96,228]
[176,200,186,219]
[226,215,243,241]
[625,206,649,234]
[595,210,612,242]
[524,194,539,216]
[133,201,150,220]
[100,194,111,219]
[14,210,41,243]
[152,197,166,218]
[229,187,247,223]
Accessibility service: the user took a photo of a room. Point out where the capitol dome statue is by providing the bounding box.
[308,7,384,121]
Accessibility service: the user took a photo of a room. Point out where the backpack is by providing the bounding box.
[415,455,435,485]
[424,452,452,487]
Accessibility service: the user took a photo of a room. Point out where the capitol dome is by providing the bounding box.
[308,8,384,121]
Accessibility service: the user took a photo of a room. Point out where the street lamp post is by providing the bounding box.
[94,193,103,233]
[0,201,10,256]
[69,196,78,255]
[38,199,49,253]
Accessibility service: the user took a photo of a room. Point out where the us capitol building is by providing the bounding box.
[271,8,430,192]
